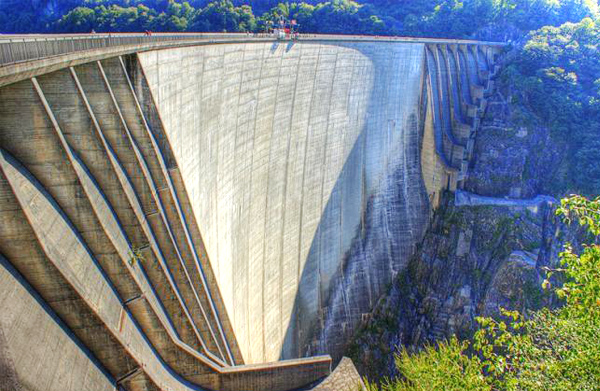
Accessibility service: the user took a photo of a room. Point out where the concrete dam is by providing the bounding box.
[0,34,502,391]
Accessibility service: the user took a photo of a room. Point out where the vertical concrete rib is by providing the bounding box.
[296,44,322,321]
[457,47,473,108]
[259,43,285,360]
[336,47,364,337]
[316,49,339,325]
[434,46,464,148]
[0,77,142,381]
[49,62,304,384]
[279,44,319,359]
[114,56,235,366]
[0,137,333,391]
[317,46,357,346]
[244,42,267,362]
[230,46,246,361]
[263,44,305,358]
[68,67,210,358]
[465,46,484,103]
[29,76,144,298]
[0,149,196,391]
[294,44,323,358]
[227,44,254,364]
[278,50,302,354]
[0,146,142,382]
[476,46,489,77]
[126,51,231,360]
[128,53,245,366]
[425,46,455,170]
[31,75,196,369]
[65,67,240,377]
[95,61,226,364]
[445,45,465,125]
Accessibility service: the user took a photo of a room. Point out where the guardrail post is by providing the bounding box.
[7,39,14,63]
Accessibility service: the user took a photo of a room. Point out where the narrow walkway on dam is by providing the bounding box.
[0,32,504,67]
[455,190,556,208]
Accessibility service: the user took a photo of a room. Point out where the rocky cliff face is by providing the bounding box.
[346,81,585,380]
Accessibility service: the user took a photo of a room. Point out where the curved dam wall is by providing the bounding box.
[137,41,432,363]
[0,35,499,390]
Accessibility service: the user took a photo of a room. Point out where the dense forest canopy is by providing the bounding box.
[0,0,598,40]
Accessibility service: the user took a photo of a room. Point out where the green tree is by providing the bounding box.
[500,18,600,195]
[365,337,491,391]
[56,6,97,33]
[190,0,255,32]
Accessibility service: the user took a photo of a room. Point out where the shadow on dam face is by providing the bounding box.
[138,41,431,364]
[283,112,430,361]
[280,44,431,361]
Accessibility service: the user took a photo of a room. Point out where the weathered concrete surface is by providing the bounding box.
[0,117,332,390]
[309,357,364,391]
[0,256,115,391]
[137,41,492,363]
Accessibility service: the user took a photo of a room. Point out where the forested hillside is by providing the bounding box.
[0,0,598,40]
[499,18,600,195]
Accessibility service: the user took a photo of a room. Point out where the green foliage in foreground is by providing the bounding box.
[366,195,600,391]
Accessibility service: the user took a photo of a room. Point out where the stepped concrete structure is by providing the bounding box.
[0,33,503,391]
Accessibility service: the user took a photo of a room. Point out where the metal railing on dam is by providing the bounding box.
[0,32,505,67]
[0,33,257,66]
